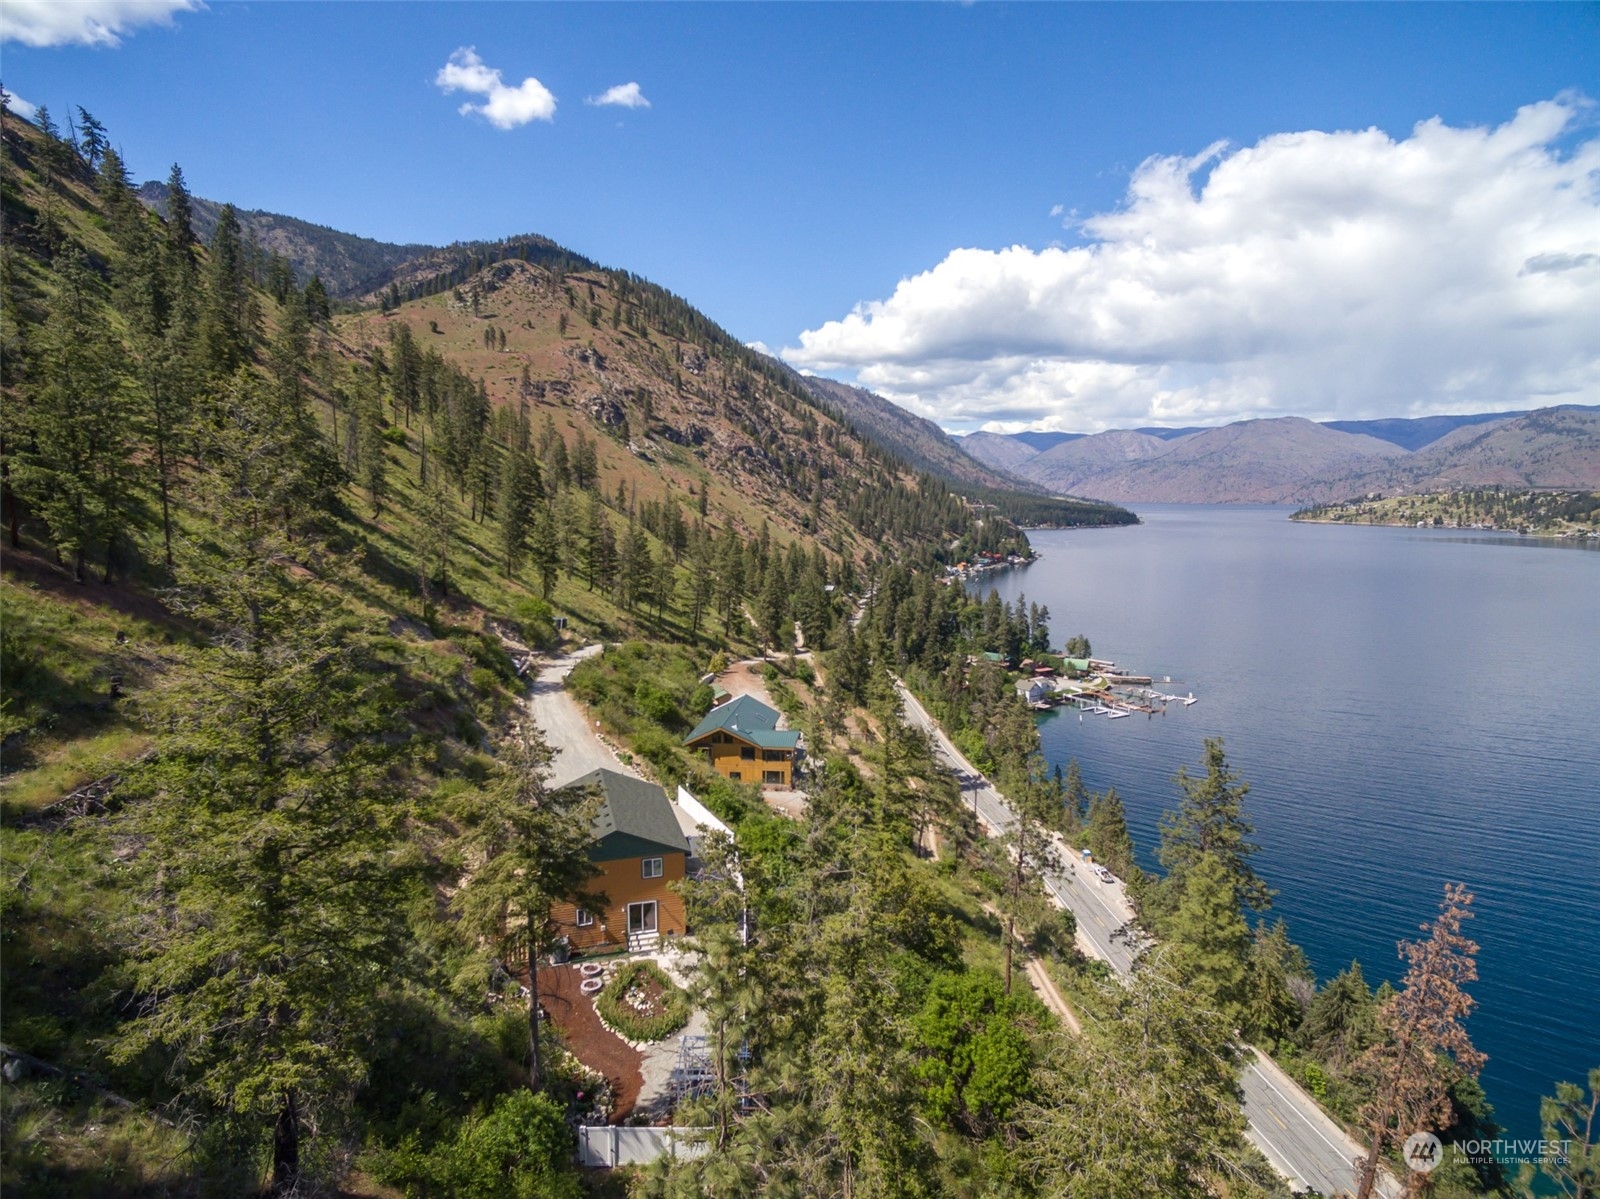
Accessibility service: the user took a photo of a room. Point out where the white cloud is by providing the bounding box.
[2,88,37,120]
[0,0,199,47]
[435,47,556,130]
[785,98,1600,432]
[587,82,650,110]
[1048,203,1064,218]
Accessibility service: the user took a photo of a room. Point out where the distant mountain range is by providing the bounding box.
[954,407,1600,504]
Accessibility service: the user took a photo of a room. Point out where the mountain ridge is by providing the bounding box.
[954,406,1600,503]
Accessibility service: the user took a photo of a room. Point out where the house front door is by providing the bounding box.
[627,901,657,935]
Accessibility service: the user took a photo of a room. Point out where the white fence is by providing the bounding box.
[576,1124,708,1168]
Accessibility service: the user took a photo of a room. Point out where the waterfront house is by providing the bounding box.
[683,694,800,788]
[1017,678,1054,706]
[551,768,690,954]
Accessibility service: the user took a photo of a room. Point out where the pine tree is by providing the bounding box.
[1164,852,1250,1023]
[1157,737,1272,915]
[198,203,252,375]
[1353,884,1486,1199]
[74,106,108,168]
[350,368,388,515]
[303,275,331,325]
[1516,1069,1599,1199]
[524,504,559,598]
[449,723,603,1092]
[1020,964,1251,1198]
[11,250,137,582]
[416,480,456,603]
[497,447,541,577]
[1083,786,1136,878]
[110,375,415,1196]
[1300,960,1379,1068]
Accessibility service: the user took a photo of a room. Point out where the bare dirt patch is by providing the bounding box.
[539,962,643,1123]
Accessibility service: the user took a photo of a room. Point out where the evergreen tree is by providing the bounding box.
[1241,918,1310,1046]
[1300,960,1379,1068]
[1157,737,1272,916]
[1164,852,1250,1024]
[1020,965,1254,1199]
[449,723,602,1092]
[353,367,388,515]
[529,504,561,598]
[1516,1068,1599,1199]
[110,376,415,1196]
[11,250,137,582]
[416,480,456,602]
[303,275,331,325]
[496,447,541,577]
[74,106,108,168]
[1083,786,1136,878]
[198,203,252,375]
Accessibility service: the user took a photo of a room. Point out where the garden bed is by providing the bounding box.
[595,960,691,1044]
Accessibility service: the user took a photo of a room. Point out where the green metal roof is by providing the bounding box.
[683,694,800,751]
[557,768,690,862]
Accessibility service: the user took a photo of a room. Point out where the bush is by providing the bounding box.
[511,597,557,649]
[631,725,687,785]
[367,1090,582,1199]
[382,425,409,447]
[595,960,690,1042]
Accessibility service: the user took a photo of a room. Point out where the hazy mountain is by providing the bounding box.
[955,431,1048,474]
[1345,406,1600,495]
[956,407,1600,503]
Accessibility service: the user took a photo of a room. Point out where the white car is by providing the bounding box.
[1095,866,1117,884]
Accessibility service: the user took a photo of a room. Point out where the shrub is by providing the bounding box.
[595,960,690,1043]
[367,1090,581,1199]
[511,597,556,649]
[382,425,409,447]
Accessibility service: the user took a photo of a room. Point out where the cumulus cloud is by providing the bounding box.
[784,98,1600,432]
[0,0,199,47]
[587,82,650,109]
[2,88,37,120]
[435,47,556,130]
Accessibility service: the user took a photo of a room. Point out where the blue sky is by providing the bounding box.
[4,2,1597,432]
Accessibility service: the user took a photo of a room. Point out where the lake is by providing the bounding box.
[981,505,1600,1144]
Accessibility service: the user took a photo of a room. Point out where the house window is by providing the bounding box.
[575,908,594,927]
[642,857,663,879]
[740,746,756,761]
[728,771,741,781]
[763,770,784,785]
[763,750,787,761]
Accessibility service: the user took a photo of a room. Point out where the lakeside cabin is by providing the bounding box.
[683,695,800,789]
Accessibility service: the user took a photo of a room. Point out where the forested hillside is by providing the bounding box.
[136,179,439,300]
[0,102,1128,1195]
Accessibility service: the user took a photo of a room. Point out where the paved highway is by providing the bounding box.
[898,683,1397,1198]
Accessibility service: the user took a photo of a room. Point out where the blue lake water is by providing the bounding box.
[982,505,1600,1143]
